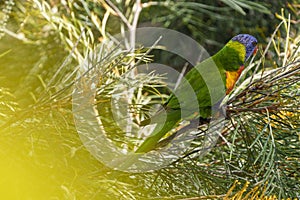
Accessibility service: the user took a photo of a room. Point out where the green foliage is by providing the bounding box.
[0,0,14,39]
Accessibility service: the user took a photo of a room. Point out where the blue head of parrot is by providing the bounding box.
[232,34,258,62]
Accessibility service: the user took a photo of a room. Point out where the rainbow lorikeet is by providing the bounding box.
[136,34,258,153]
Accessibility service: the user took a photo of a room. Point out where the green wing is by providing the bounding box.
[136,58,226,153]
[166,57,226,118]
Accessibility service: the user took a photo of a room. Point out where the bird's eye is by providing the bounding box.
[252,41,257,46]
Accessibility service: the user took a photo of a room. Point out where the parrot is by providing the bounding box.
[136,34,258,153]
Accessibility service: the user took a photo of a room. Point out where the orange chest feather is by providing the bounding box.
[225,66,244,94]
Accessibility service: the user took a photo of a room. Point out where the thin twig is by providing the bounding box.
[227,105,280,113]
[174,63,188,90]
[249,21,284,87]
[104,0,132,29]
[130,0,142,50]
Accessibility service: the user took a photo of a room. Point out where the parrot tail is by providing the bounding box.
[139,117,151,126]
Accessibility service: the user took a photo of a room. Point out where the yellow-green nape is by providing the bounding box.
[226,40,246,63]
[212,40,246,72]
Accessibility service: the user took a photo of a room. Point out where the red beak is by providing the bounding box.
[237,65,245,75]
[253,46,258,55]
